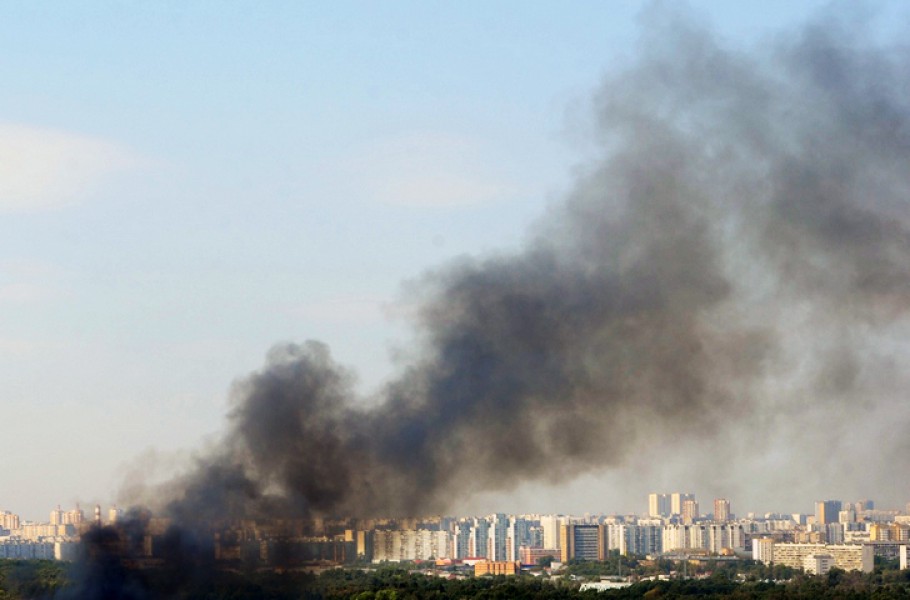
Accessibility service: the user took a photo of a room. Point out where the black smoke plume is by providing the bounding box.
[59,13,906,597]
[62,5,910,596]
[128,5,910,522]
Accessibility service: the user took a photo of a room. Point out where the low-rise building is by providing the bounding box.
[0,541,56,559]
[474,560,520,576]
[519,546,558,565]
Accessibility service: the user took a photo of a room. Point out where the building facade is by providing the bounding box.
[559,524,605,562]
[649,494,671,518]
[815,501,842,525]
[714,499,730,522]
[765,542,873,573]
[671,493,695,516]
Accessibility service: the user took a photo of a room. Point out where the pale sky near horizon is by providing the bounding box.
[2,1,906,522]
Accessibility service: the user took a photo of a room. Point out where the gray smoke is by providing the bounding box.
[142,4,910,520]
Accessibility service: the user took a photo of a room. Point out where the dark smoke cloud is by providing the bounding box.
[127,4,910,521]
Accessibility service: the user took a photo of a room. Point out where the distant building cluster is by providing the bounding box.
[346,493,910,575]
[0,503,122,561]
[1,494,909,575]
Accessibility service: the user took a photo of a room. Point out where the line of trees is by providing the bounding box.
[2,556,910,599]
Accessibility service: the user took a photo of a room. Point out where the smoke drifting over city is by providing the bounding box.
[132,6,910,522]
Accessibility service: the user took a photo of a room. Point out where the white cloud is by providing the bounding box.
[342,131,521,208]
[0,122,139,212]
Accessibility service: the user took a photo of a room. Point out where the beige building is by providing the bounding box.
[540,515,564,550]
[0,511,20,531]
[474,560,520,576]
[714,499,730,522]
[371,529,451,562]
[559,524,605,562]
[870,523,910,542]
[803,553,835,575]
[768,543,873,573]
[681,500,699,525]
[662,524,702,552]
[16,523,74,541]
[752,537,774,563]
[671,493,695,516]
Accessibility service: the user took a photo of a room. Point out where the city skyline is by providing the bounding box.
[3,491,907,528]
[4,1,910,522]
[2,490,909,574]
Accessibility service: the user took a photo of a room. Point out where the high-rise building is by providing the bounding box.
[752,537,775,563]
[62,505,84,526]
[681,499,699,524]
[488,514,510,561]
[541,515,563,550]
[511,518,535,552]
[815,500,843,525]
[705,523,745,553]
[454,521,472,559]
[0,511,19,531]
[662,524,706,552]
[470,518,490,558]
[671,493,695,516]
[356,530,373,560]
[607,521,663,556]
[559,524,605,562]
[526,524,544,549]
[823,523,844,544]
[714,499,730,522]
[648,493,671,518]
[371,529,452,561]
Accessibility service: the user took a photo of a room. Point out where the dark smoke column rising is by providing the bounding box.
[144,5,910,521]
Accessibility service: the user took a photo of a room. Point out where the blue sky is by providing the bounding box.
[2,1,902,520]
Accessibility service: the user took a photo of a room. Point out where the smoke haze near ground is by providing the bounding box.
[124,4,910,520]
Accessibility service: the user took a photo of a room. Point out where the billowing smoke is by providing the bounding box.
[132,5,910,522]
[60,6,910,596]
